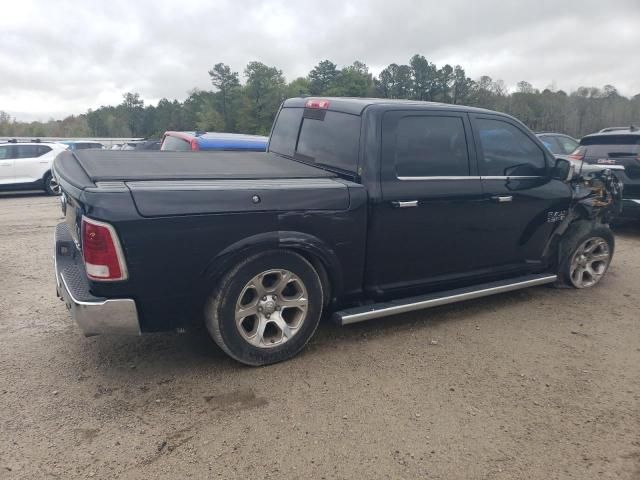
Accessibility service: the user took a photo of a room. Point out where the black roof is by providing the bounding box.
[282,97,506,117]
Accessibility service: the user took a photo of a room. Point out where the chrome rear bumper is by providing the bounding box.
[54,223,140,336]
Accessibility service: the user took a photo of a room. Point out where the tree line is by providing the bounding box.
[2,55,640,139]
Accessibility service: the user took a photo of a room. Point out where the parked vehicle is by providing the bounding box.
[121,139,162,151]
[569,126,640,219]
[536,132,579,156]
[0,140,68,194]
[60,141,105,151]
[53,98,622,365]
[161,131,268,152]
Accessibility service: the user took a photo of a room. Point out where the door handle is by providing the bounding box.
[392,200,419,208]
[491,195,513,203]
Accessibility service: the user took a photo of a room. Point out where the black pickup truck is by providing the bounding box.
[53,97,622,365]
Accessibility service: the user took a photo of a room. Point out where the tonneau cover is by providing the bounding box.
[54,150,334,187]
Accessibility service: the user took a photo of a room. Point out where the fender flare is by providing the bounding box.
[201,230,344,300]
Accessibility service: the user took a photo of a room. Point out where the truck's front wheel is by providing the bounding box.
[205,250,324,366]
[556,222,614,289]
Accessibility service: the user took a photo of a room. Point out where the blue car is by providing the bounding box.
[160,131,268,152]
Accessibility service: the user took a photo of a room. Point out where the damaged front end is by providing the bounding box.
[569,164,624,224]
[542,163,623,263]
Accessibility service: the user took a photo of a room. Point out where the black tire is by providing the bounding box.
[204,250,324,366]
[555,221,614,289]
[43,172,61,196]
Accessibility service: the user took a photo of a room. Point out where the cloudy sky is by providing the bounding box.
[2,0,639,121]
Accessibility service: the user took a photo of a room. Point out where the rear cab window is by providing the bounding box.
[269,107,361,175]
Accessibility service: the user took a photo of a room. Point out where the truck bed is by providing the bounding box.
[53,150,334,189]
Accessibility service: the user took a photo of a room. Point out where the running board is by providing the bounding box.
[333,273,557,326]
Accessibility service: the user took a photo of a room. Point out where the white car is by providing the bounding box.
[0,141,69,195]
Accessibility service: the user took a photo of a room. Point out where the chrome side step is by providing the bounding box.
[333,273,557,326]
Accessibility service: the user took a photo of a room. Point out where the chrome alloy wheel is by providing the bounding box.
[49,175,61,195]
[235,269,309,348]
[569,237,611,288]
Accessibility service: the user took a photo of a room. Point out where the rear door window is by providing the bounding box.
[0,145,12,159]
[37,145,52,156]
[476,118,547,177]
[15,145,41,159]
[394,116,470,177]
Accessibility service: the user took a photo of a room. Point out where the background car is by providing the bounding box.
[161,131,268,152]
[120,139,162,150]
[536,132,579,156]
[569,125,640,218]
[59,140,105,151]
[0,140,68,195]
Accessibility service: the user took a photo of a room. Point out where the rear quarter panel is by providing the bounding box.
[87,181,367,332]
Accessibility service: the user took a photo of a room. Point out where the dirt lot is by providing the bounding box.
[0,193,639,479]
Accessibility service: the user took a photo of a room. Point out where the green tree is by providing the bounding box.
[308,60,339,95]
[208,63,240,130]
[451,66,474,105]
[409,54,438,101]
[286,77,311,97]
[121,92,145,136]
[375,63,412,99]
[241,61,286,134]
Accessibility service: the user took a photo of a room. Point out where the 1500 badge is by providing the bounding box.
[547,210,568,223]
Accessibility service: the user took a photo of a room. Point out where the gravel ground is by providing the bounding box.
[0,192,639,480]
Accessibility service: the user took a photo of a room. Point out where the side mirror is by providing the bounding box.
[552,158,575,182]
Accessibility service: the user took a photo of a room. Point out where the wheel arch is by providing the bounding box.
[201,231,342,306]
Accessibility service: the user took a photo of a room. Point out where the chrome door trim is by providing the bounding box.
[391,200,419,208]
[397,176,481,181]
[480,176,544,180]
[396,175,544,181]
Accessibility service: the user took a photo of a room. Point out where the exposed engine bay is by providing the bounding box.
[570,164,624,223]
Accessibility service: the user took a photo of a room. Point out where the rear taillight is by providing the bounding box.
[81,216,128,281]
[190,138,199,151]
[568,146,585,162]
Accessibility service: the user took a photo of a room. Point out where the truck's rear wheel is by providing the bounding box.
[556,222,614,289]
[205,250,323,366]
